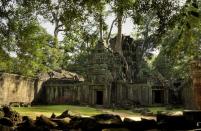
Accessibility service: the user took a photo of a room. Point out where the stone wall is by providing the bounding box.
[0,72,170,107]
[37,79,80,104]
[126,83,151,105]
[41,80,157,107]
[110,82,151,106]
[190,59,201,109]
[0,73,36,105]
[182,82,193,109]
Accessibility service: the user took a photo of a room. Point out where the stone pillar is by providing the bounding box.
[191,60,201,109]
[164,87,169,105]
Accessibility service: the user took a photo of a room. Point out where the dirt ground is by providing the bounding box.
[100,110,156,121]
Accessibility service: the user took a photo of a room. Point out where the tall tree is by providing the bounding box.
[153,0,201,80]
[14,22,54,76]
[162,0,201,59]
[0,1,59,76]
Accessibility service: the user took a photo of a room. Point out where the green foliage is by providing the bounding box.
[0,1,58,76]
[153,48,191,80]
[10,21,55,76]
[153,0,201,80]
[0,0,199,79]
[131,0,201,81]
[132,0,181,42]
[167,0,201,58]
[61,30,98,75]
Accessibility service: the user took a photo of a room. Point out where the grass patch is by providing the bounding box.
[13,105,104,119]
[13,105,184,119]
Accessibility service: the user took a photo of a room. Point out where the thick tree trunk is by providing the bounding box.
[107,18,117,45]
[115,10,129,81]
[99,14,103,41]
[115,11,123,55]
[54,19,59,48]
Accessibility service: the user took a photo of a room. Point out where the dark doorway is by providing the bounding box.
[96,91,103,105]
[153,90,164,104]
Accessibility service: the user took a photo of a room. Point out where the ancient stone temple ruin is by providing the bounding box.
[0,40,193,108]
[32,40,170,107]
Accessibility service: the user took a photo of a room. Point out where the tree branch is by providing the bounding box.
[106,18,117,45]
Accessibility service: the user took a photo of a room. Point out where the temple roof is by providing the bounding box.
[38,70,84,82]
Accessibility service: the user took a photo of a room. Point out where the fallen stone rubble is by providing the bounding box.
[0,106,201,131]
